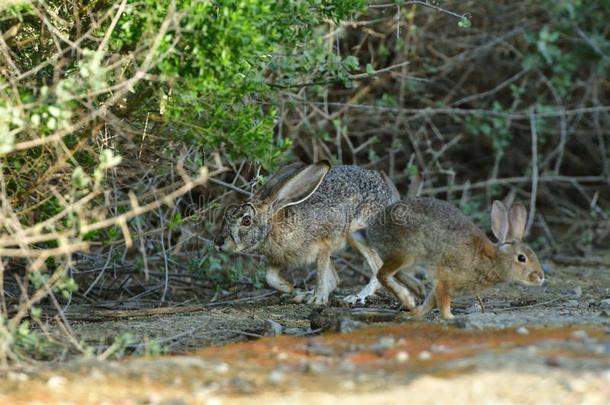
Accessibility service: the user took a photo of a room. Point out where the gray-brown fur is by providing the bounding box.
[215,162,400,305]
[361,197,545,319]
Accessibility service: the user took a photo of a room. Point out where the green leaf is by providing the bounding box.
[458,17,472,28]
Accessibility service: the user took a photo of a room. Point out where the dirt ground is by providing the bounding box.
[1,263,609,404]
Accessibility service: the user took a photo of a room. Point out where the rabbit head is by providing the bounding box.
[491,201,545,286]
[215,161,331,254]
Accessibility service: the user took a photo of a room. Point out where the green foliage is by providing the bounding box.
[105,0,367,167]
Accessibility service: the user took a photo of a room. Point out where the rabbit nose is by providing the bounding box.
[530,271,544,285]
[214,235,225,248]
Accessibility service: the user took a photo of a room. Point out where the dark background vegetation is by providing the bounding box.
[0,0,608,362]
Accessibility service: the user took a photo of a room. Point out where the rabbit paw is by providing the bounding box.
[307,293,329,306]
[291,289,313,303]
[343,278,379,305]
[343,294,364,305]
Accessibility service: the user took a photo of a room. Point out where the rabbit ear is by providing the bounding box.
[491,200,509,243]
[254,162,306,202]
[508,203,527,241]
[381,171,400,201]
[267,161,331,212]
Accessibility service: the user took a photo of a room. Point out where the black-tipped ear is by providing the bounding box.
[491,200,509,243]
[508,203,527,241]
[267,160,331,212]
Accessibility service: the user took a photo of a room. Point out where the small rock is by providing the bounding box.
[545,357,561,367]
[338,319,363,333]
[573,286,582,298]
[418,350,431,360]
[215,363,229,374]
[304,361,327,374]
[338,360,356,372]
[516,326,529,335]
[264,319,283,336]
[305,340,334,356]
[395,351,409,363]
[430,344,449,353]
[7,372,28,382]
[229,377,253,393]
[370,336,396,353]
[566,299,580,307]
[572,330,588,340]
[47,376,67,390]
[268,369,285,384]
[600,299,610,310]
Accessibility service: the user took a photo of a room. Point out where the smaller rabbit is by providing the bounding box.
[356,198,545,319]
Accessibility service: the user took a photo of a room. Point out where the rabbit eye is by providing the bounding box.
[241,215,252,226]
[517,254,527,263]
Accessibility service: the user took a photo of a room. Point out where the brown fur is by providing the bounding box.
[363,197,545,319]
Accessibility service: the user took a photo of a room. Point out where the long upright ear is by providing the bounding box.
[491,200,509,243]
[253,162,306,202]
[267,161,331,212]
[508,202,527,241]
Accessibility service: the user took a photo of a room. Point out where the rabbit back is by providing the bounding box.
[365,197,487,276]
[263,165,398,266]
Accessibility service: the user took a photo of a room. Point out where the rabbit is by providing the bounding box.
[215,161,426,305]
[354,198,545,319]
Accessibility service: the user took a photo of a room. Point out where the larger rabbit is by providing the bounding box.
[215,161,424,305]
[356,198,545,319]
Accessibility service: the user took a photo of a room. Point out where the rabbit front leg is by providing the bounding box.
[344,235,384,304]
[307,247,338,305]
[265,266,293,293]
[435,279,454,320]
[377,255,417,310]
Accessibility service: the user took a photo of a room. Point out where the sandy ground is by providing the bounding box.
[1,264,609,404]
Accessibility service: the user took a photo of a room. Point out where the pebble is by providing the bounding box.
[566,299,580,307]
[47,375,67,390]
[572,330,588,340]
[215,363,229,374]
[7,372,28,382]
[268,369,285,384]
[304,361,327,374]
[395,351,409,363]
[338,359,356,372]
[418,350,431,360]
[338,319,363,333]
[305,340,335,356]
[516,326,529,335]
[599,299,610,310]
[370,336,395,353]
[264,319,283,336]
[430,344,449,353]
